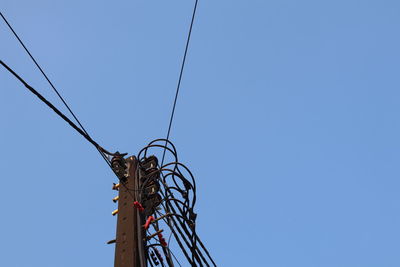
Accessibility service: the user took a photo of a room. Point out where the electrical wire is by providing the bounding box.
[0,12,86,134]
[148,243,183,267]
[0,15,137,203]
[0,60,121,159]
[139,139,216,266]
[1,60,137,198]
[161,0,199,166]
[0,11,113,167]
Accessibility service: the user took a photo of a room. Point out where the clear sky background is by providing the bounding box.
[1,1,400,266]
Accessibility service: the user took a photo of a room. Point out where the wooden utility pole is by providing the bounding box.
[112,156,146,267]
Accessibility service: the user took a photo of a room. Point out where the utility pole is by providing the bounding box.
[105,144,216,267]
[111,156,146,267]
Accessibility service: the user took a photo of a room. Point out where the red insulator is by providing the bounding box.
[157,233,168,247]
[133,201,144,212]
[144,216,155,230]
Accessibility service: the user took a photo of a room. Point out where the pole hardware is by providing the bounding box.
[112,183,120,190]
[112,196,119,203]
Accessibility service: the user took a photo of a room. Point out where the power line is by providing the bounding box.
[161,0,199,166]
[0,60,114,157]
[0,59,136,201]
[0,12,91,136]
[0,61,139,204]
[0,11,112,167]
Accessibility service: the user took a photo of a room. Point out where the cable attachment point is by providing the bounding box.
[157,232,168,247]
[189,208,197,222]
[106,239,116,244]
[144,216,155,230]
[112,183,120,190]
[111,152,128,181]
[145,229,164,241]
[134,201,145,212]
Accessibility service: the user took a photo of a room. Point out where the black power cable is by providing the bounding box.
[0,12,87,135]
[0,11,112,167]
[161,0,199,166]
[0,59,140,204]
[0,60,116,156]
[139,139,217,267]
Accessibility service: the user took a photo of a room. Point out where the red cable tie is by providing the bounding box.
[133,201,144,212]
[157,233,168,247]
[144,216,155,230]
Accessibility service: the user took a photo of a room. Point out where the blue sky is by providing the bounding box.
[1,0,400,266]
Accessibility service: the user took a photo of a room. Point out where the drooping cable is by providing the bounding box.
[0,11,112,167]
[0,60,139,205]
[139,139,217,266]
[161,0,199,166]
[0,12,87,135]
[0,60,116,157]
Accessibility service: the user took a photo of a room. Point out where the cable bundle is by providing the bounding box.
[137,139,216,267]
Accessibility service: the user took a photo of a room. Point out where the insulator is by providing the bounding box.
[111,152,127,181]
[138,156,159,183]
[140,156,158,173]
[142,193,162,217]
[112,209,118,216]
[107,239,116,244]
[112,196,119,203]
[143,181,160,196]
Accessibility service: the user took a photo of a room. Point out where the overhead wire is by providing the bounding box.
[161,0,199,166]
[0,59,143,225]
[149,2,216,261]
[1,60,105,150]
[0,11,112,167]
